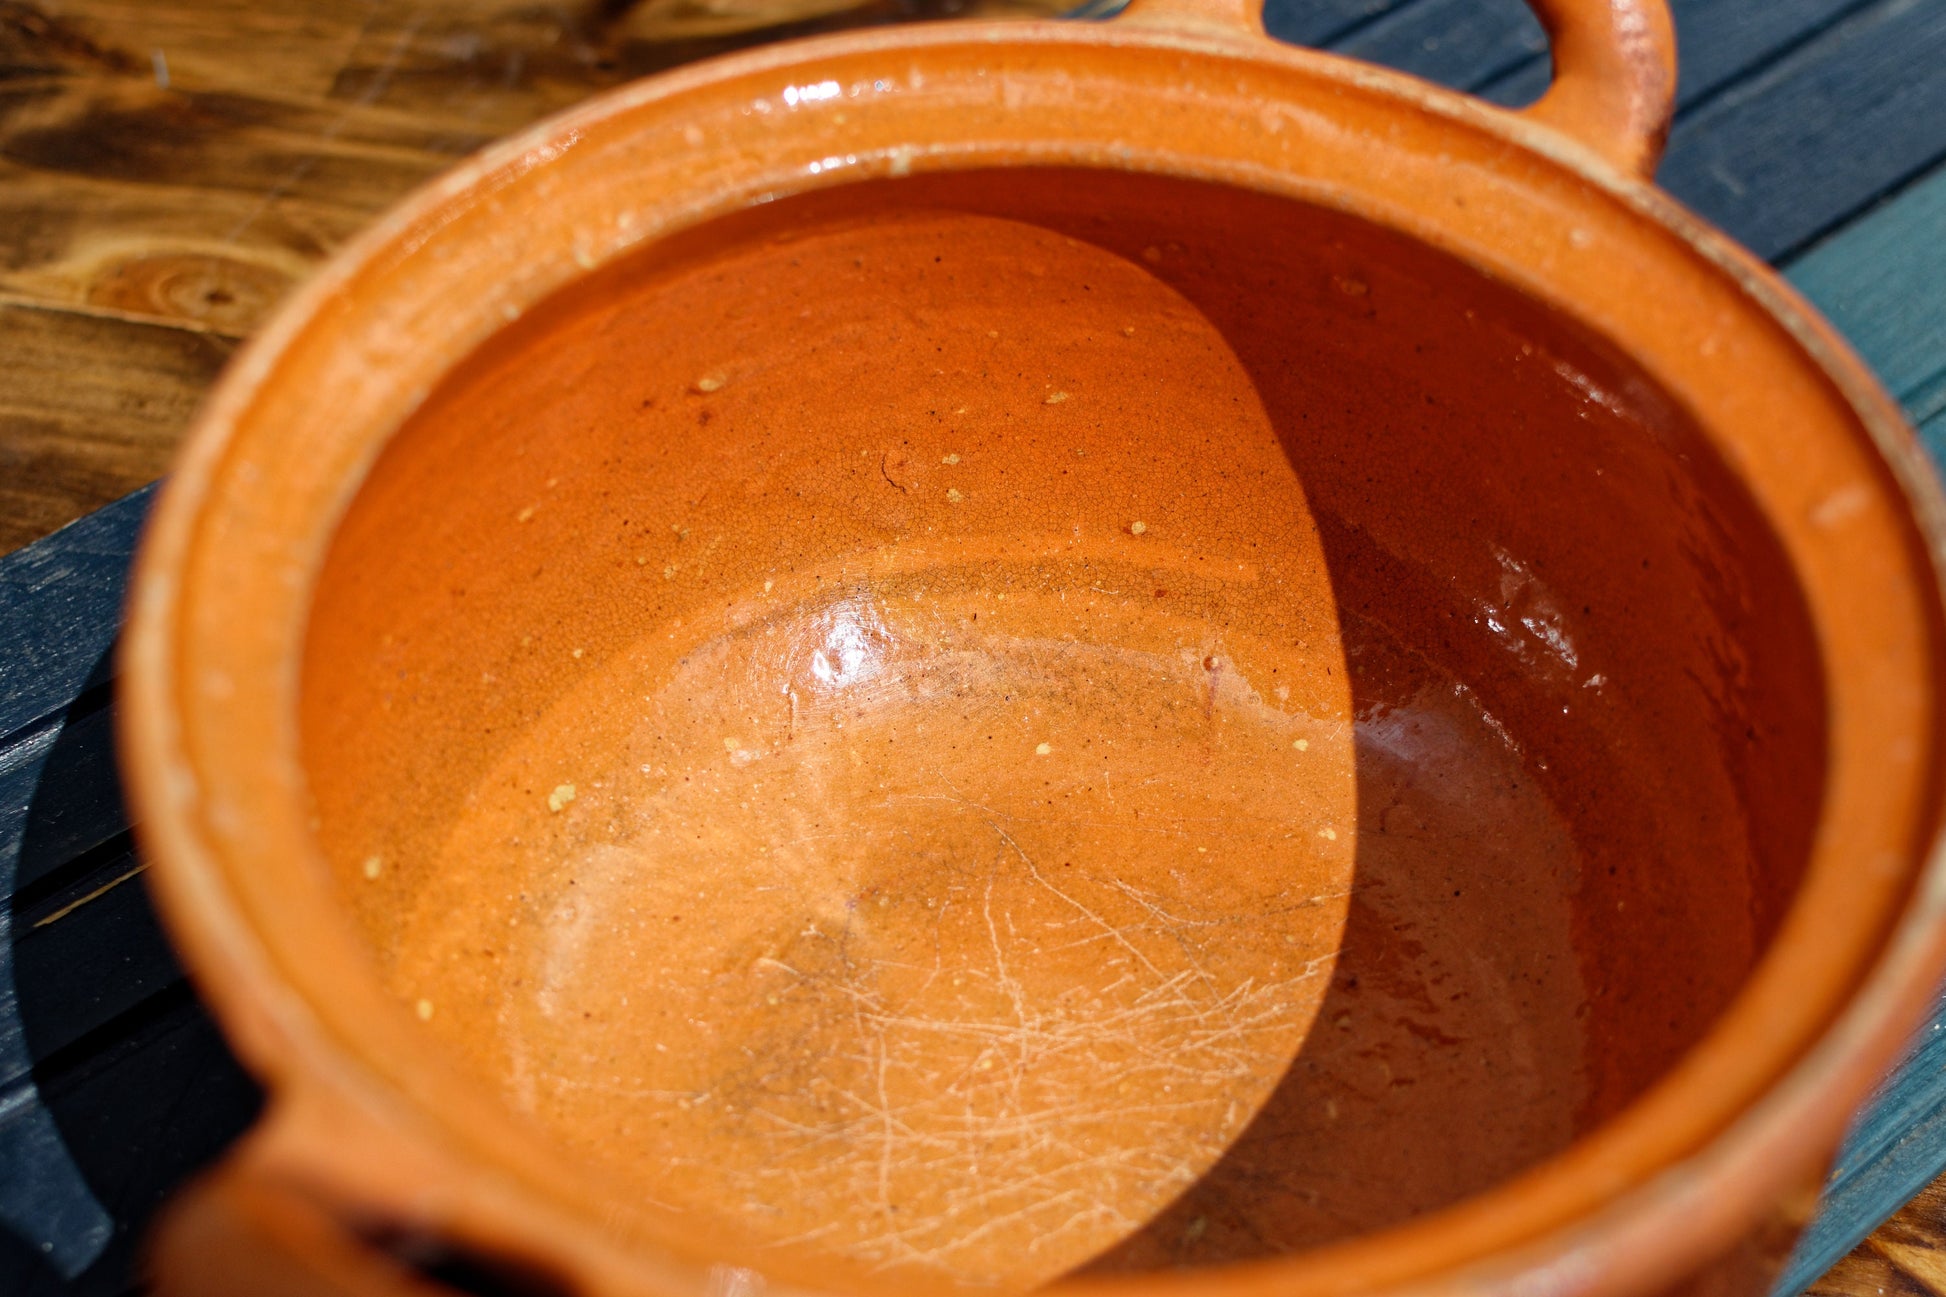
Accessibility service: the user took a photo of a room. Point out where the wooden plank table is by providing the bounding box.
[1,0,1944,1292]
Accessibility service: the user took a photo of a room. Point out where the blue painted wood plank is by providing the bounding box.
[0,486,153,1282]
[1923,397,1946,518]
[1332,0,1543,96]
[1261,0,1419,50]
[1479,0,1880,110]
[1910,369,1946,439]
[8,701,130,899]
[0,711,115,1278]
[1478,0,1946,274]
[0,485,152,743]
[0,496,249,1297]
[1655,0,1946,261]
[1785,164,1946,420]
[0,991,260,1297]
[1061,0,1436,73]
[14,844,183,1068]
[1668,0,1880,110]
[1297,0,1945,279]
[1100,0,1509,58]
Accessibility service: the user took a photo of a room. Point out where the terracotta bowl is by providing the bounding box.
[121,0,1946,1294]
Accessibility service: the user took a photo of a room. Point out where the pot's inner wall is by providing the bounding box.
[299,168,1825,1288]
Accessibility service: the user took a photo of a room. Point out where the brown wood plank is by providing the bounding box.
[0,301,230,553]
[0,0,1073,550]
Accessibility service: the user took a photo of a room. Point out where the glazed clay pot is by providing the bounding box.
[122,0,1946,1294]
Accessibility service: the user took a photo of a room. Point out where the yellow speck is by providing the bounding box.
[1197,847,1207,853]
[571,648,584,659]
[1294,738,1309,751]
[1122,326,1136,337]
[877,894,890,908]
[548,783,576,813]
[416,999,434,1021]
[695,373,726,393]
[1319,826,1337,841]
[1130,520,1147,535]
[1044,390,1069,405]
[362,856,382,880]
[1035,742,1051,756]
[986,330,999,339]
[663,564,678,579]
[763,579,774,593]
[723,737,741,752]
[635,556,648,566]
[953,406,968,415]
[516,505,535,522]
[976,1057,994,1071]
[1334,275,1369,297]
[946,488,963,504]
[941,453,960,465]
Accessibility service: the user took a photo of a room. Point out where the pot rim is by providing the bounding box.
[121,15,1946,1297]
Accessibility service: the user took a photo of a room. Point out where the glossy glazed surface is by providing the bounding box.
[300,170,1824,1288]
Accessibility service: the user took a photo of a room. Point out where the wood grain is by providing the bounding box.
[0,0,1070,553]
[0,303,228,553]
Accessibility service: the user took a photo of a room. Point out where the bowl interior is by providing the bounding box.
[298,167,1824,1290]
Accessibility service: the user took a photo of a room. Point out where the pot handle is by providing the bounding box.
[146,1155,447,1297]
[144,1094,571,1297]
[1115,0,1676,179]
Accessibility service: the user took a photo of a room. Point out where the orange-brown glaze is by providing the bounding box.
[314,207,1372,1286]
[299,170,1823,1286]
[400,588,1357,1285]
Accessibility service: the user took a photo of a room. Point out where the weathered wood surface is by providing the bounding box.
[0,0,1072,554]
[2,0,1946,1294]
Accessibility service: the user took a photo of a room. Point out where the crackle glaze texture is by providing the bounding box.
[299,171,1823,1288]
